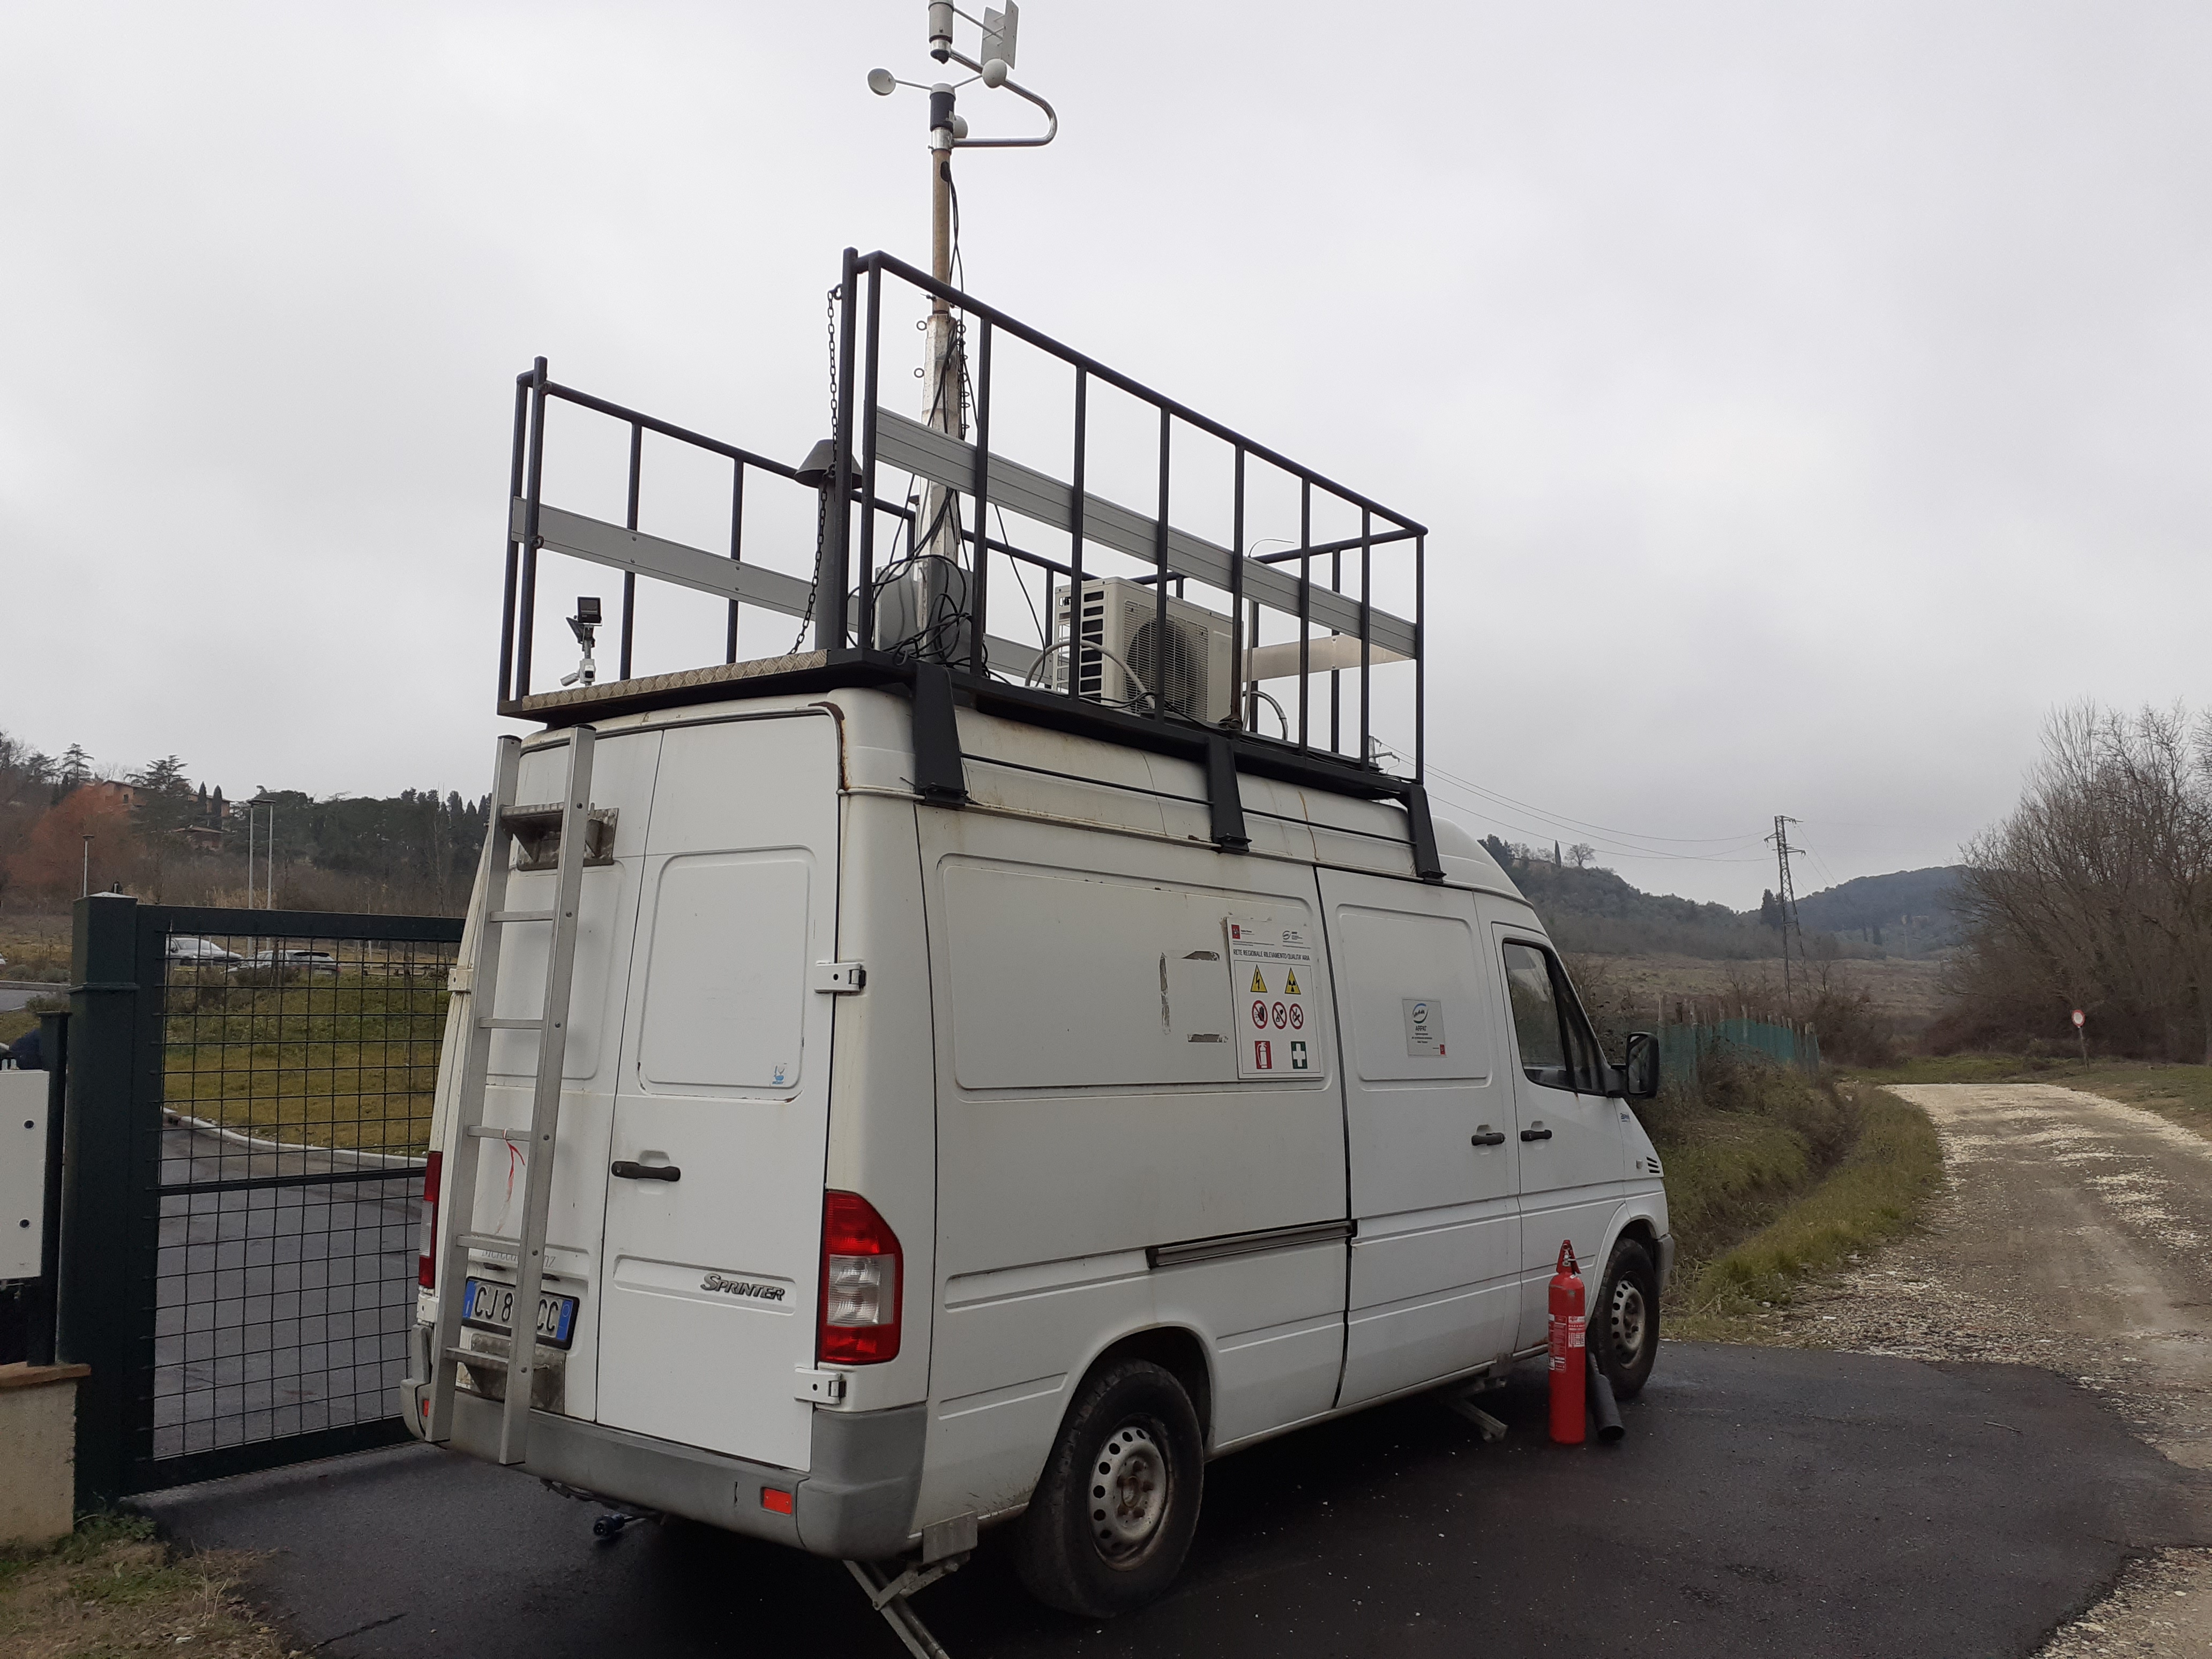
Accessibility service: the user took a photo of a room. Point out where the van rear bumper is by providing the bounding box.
[398,1375,926,1560]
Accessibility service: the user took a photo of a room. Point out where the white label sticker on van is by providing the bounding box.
[1401,997,1446,1058]
[1227,916,1318,1080]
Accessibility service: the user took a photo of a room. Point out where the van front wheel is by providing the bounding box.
[1013,1359,1204,1618]
[1591,1237,1660,1400]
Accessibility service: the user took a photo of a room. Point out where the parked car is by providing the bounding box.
[163,937,242,967]
[234,948,340,975]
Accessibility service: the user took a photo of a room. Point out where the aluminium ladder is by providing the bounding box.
[426,727,599,1463]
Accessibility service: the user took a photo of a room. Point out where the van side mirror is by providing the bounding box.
[1619,1031,1660,1102]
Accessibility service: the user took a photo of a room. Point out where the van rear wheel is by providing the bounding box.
[1591,1237,1660,1400]
[1013,1359,1204,1618]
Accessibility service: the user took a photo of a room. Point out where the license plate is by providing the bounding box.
[462,1276,579,1349]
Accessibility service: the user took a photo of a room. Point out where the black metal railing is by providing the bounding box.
[497,247,1428,786]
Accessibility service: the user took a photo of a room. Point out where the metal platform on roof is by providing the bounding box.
[494,248,1442,875]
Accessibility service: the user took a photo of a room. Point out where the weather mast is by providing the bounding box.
[497,0,1437,866]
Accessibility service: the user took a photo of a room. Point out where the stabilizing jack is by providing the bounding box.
[845,1554,969,1659]
[1439,1386,1510,1443]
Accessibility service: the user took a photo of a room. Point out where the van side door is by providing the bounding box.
[1322,870,1521,1404]
[1491,929,1626,1350]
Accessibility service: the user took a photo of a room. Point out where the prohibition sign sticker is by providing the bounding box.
[1228,914,1320,1080]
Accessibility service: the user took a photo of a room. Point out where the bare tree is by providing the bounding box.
[1951,703,2212,1060]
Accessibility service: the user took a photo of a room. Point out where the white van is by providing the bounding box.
[401,684,1670,1616]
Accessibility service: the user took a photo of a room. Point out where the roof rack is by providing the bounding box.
[495,248,1441,876]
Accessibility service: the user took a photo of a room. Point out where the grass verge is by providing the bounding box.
[0,972,443,1149]
[1851,1055,2212,1145]
[1640,1052,1858,1280]
[0,1513,289,1659]
[1667,1083,1943,1341]
[159,974,446,1153]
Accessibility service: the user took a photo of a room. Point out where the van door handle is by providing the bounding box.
[611,1160,681,1182]
[1470,1131,1507,1147]
[1520,1127,1553,1142]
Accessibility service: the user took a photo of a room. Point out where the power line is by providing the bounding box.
[1424,784,1774,868]
[1421,777,1770,865]
[1422,760,1767,850]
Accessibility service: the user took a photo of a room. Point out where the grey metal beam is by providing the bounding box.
[513,500,814,617]
[872,410,1419,660]
[514,497,1047,684]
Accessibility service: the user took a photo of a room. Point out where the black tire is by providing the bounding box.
[1013,1358,1205,1618]
[1591,1237,1660,1400]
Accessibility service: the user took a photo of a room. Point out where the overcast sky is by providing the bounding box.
[4,2,2207,907]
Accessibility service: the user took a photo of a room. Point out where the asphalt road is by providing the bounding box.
[145,1339,2212,1658]
[1772,1080,2212,1653]
[151,1123,420,1462]
[0,980,63,1012]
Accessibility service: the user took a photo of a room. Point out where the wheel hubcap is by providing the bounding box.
[1608,1278,1648,1364]
[1089,1421,1168,1560]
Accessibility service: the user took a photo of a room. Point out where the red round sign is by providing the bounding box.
[1251,1000,1268,1028]
[2071,1009,2086,1027]
[1272,1002,1288,1028]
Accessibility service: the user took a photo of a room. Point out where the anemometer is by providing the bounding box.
[868,3,1058,156]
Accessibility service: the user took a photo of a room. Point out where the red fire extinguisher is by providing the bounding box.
[1549,1239,1587,1445]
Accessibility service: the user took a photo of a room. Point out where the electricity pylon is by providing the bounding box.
[1767,815,1806,1013]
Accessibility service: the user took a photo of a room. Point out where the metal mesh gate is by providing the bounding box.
[153,924,453,1464]
[58,900,463,1498]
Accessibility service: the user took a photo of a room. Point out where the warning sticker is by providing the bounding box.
[1227,916,1319,1080]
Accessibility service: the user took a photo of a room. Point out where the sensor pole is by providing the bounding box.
[868,2,1055,656]
[911,67,966,642]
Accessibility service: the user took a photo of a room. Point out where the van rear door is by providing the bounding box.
[591,712,842,1471]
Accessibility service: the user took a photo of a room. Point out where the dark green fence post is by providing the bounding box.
[57,894,160,1511]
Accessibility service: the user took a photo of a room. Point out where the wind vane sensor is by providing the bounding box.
[869,3,1057,152]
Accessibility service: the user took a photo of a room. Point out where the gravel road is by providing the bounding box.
[1771,1082,2212,1657]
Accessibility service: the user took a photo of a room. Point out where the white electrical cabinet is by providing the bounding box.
[2,1069,50,1281]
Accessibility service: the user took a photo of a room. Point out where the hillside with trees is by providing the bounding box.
[0,729,484,917]
[1792,867,1961,951]
[1476,833,1958,963]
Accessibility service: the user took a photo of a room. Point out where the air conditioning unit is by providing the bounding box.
[1051,577,1235,724]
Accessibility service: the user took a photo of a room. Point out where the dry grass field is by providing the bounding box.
[1585,952,1951,1029]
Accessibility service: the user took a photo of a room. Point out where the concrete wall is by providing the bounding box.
[0,1364,86,1548]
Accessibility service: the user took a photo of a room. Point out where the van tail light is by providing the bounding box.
[818,1190,901,1364]
[417,1150,443,1290]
